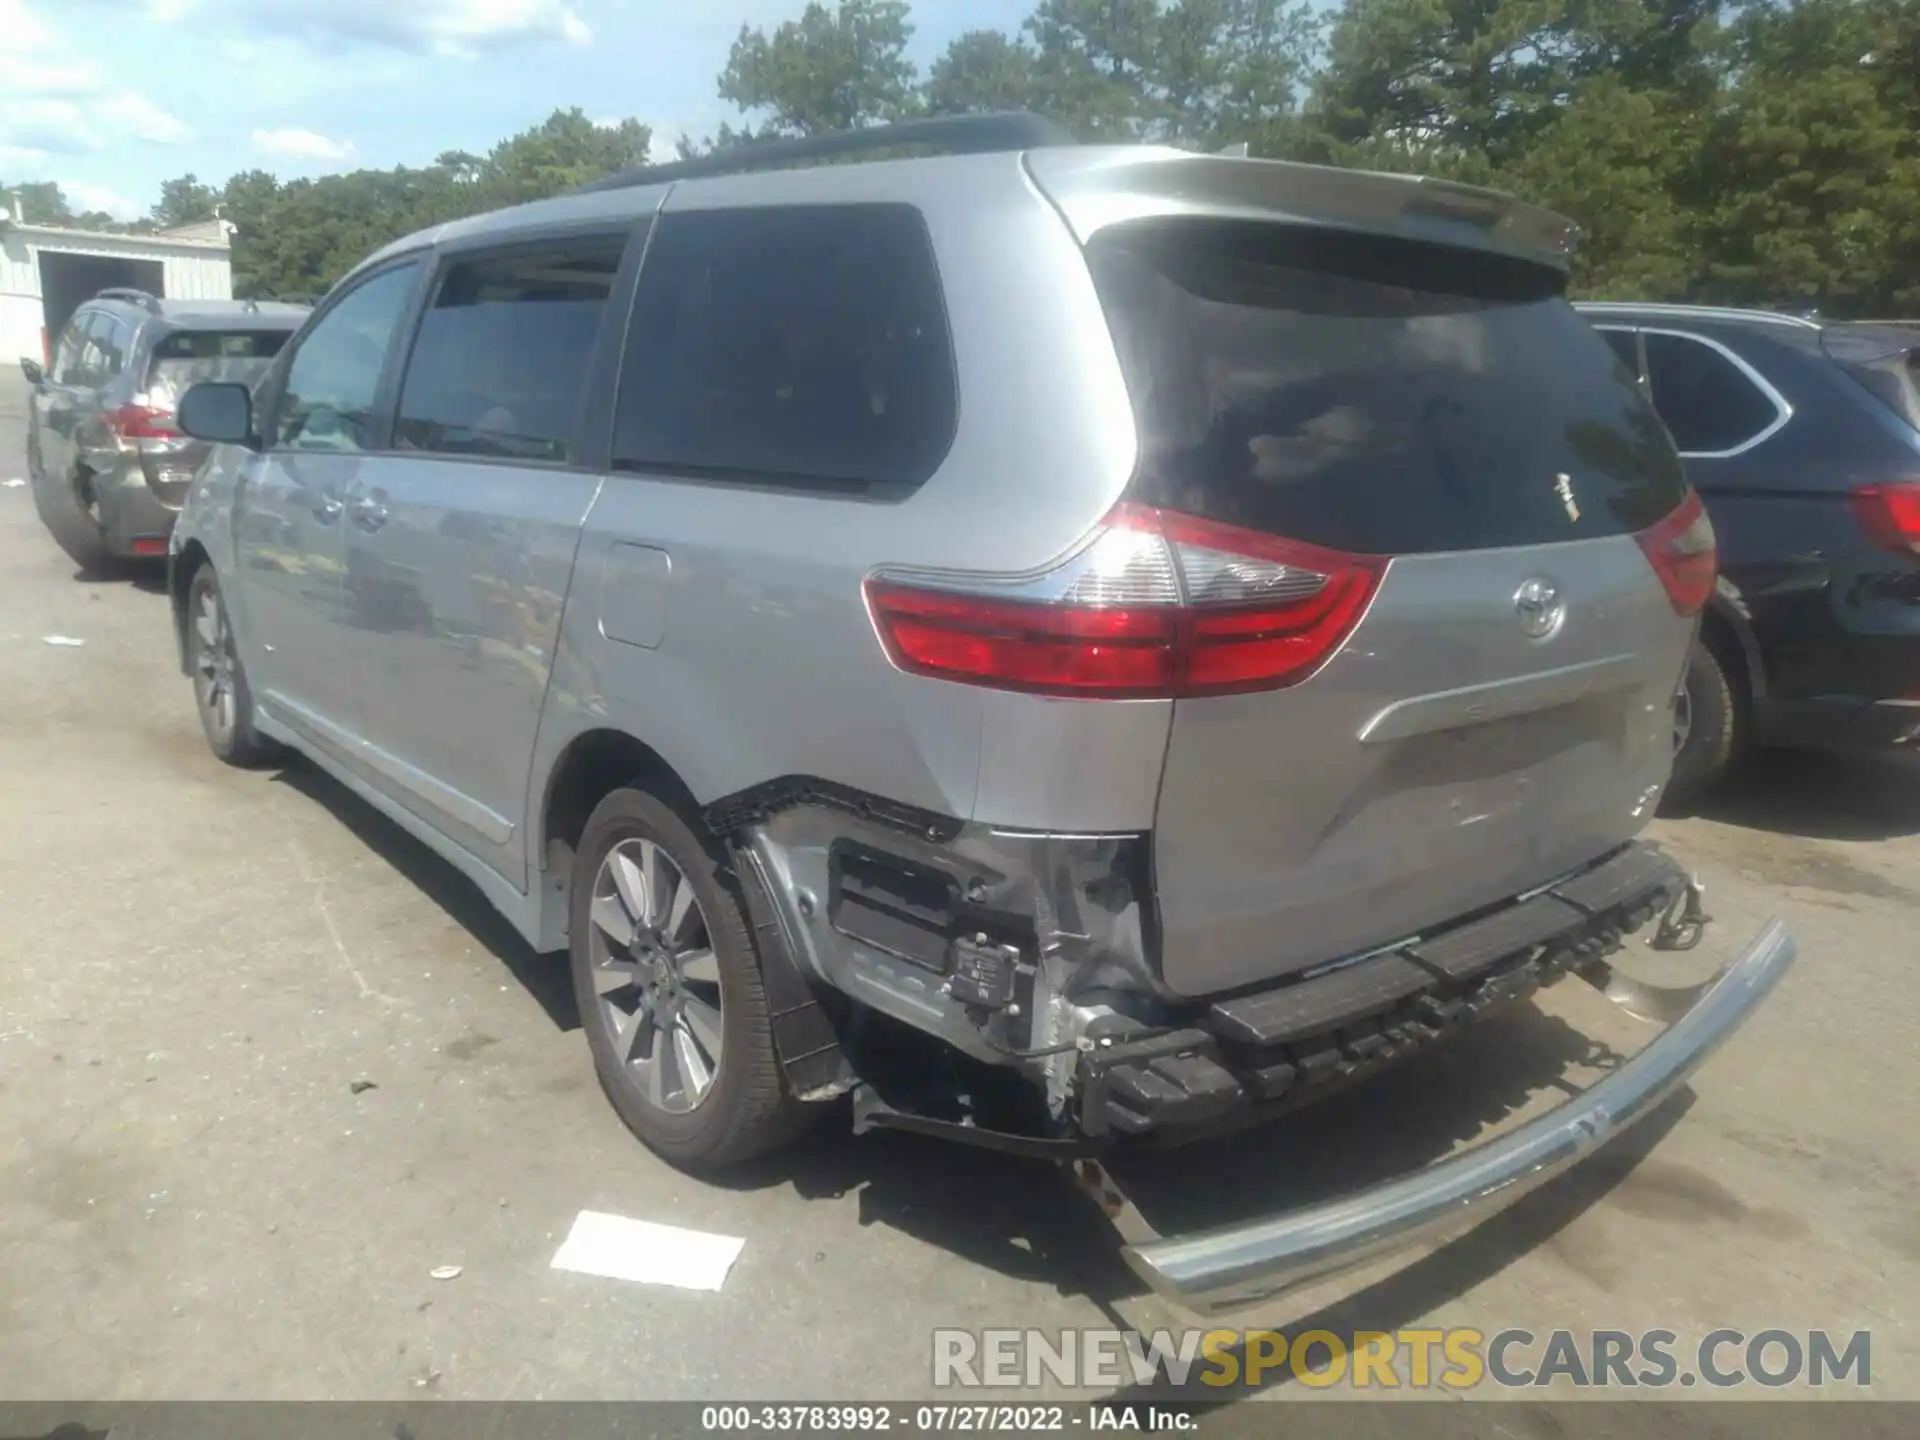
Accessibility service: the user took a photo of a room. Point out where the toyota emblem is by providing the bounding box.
[1513,578,1565,640]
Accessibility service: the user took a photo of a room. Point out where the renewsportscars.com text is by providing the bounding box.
[932,1327,1871,1391]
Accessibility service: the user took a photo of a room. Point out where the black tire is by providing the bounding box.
[185,564,279,767]
[30,461,112,572]
[569,786,813,1169]
[1664,633,1743,811]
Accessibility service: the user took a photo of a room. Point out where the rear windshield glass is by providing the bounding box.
[147,330,292,405]
[1843,352,1920,432]
[1088,221,1687,554]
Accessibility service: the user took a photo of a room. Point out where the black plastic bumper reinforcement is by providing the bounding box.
[1081,842,1691,1139]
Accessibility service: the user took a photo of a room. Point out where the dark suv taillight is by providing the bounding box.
[1850,482,1920,555]
[865,504,1386,699]
[1634,490,1717,616]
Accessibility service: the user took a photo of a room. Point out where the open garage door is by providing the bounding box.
[38,253,165,350]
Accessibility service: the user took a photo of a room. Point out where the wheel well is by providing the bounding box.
[1698,605,1754,711]
[171,539,210,675]
[541,729,697,876]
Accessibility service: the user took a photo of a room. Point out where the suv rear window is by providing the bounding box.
[152,331,291,362]
[611,205,956,494]
[1824,327,1920,432]
[147,329,292,406]
[1088,220,1687,554]
[1850,350,1920,430]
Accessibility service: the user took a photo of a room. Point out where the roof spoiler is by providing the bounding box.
[1025,148,1582,272]
[576,112,1077,195]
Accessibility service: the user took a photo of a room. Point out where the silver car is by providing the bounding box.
[168,115,1791,1312]
[22,291,308,568]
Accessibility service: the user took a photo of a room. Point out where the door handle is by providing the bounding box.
[350,492,389,531]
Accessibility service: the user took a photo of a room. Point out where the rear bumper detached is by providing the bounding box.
[1119,918,1794,1314]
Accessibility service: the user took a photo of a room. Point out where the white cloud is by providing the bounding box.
[62,179,145,220]
[124,0,592,56]
[97,93,193,144]
[252,127,357,163]
[0,0,52,49]
[0,5,190,155]
[0,99,94,157]
[0,143,51,172]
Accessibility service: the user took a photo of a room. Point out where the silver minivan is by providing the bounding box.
[169,115,1791,1313]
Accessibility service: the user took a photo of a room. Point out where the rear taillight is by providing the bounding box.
[105,403,178,440]
[1850,482,1920,555]
[865,504,1386,699]
[1635,490,1717,617]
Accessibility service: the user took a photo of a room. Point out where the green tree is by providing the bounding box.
[220,109,654,299]
[1309,0,1687,172]
[1,180,75,225]
[923,30,1039,115]
[1024,0,1163,137]
[1498,75,1701,297]
[718,0,920,135]
[152,173,219,230]
[435,150,485,184]
[1693,0,1920,311]
[482,109,653,203]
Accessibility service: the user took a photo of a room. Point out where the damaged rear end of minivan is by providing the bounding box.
[734,147,1793,1312]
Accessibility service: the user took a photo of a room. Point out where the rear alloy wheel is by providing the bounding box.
[589,836,727,1115]
[186,566,277,767]
[1663,633,1741,811]
[569,787,812,1169]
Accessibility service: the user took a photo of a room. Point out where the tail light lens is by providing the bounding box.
[1850,482,1920,555]
[1635,490,1717,616]
[105,403,179,440]
[865,504,1386,699]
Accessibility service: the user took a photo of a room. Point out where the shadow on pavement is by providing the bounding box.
[721,997,1653,1327]
[270,757,581,1033]
[1688,747,1920,842]
[265,746,1678,1335]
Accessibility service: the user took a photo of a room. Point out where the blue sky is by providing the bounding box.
[0,0,1037,220]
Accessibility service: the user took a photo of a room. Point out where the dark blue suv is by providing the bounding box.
[1577,303,1920,804]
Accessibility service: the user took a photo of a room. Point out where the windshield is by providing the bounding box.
[1825,326,1920,431]
[145,329,292,407]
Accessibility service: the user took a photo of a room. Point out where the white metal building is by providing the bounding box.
[1,209,234,369]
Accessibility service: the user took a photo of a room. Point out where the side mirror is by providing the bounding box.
[178,381,257,448]
[19,357,44,385]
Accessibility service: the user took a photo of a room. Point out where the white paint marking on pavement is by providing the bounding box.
[41,636,85,647]
[550,1210,745,1292]
[429,1264,464,1281]
[3,477,26,488]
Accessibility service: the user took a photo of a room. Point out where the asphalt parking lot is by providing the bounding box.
[2,372,1915,1407]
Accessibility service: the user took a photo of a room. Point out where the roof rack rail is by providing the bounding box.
[1574,301,1822,331]
[96,287,162,313]
[575,111,1077,195]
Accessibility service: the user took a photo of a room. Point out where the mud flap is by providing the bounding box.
[730,841,857,1101]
